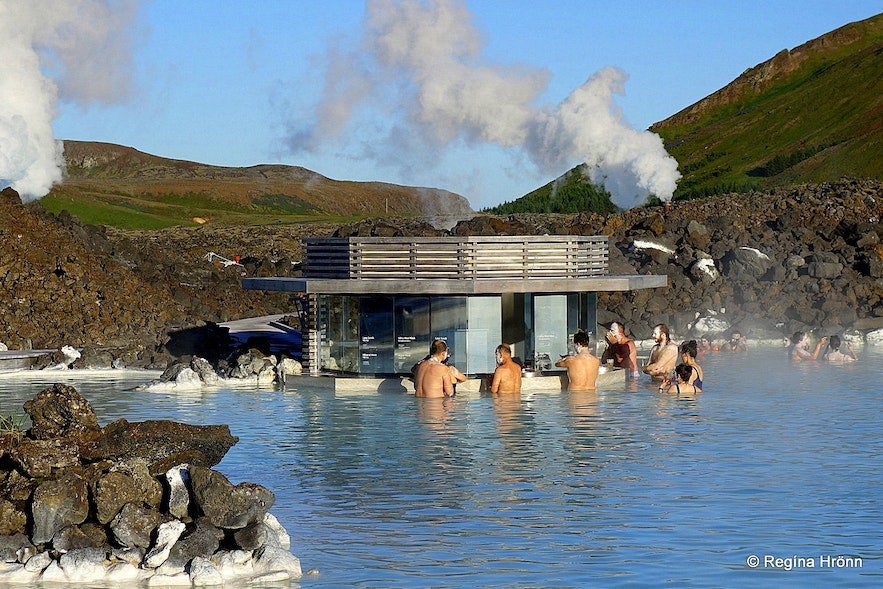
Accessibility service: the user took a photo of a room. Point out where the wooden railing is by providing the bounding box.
[303,236,609,280]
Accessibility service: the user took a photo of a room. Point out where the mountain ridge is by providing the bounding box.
[49,140,473,228]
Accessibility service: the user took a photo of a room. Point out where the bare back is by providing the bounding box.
[556,353,600,392]
[415,360,454,398]
[490,359,522,394]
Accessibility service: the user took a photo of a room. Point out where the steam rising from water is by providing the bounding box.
[0,1,139,201]
[288,0,680,208]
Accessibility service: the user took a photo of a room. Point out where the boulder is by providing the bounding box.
[188,556,224,586]
[0,533,33,563]
[30,473,90,544]
[93,461,163,524]
[143,520,187,569]
[51,523,109,552]
[725,246,774,279]
[22,384,100,441]
[0,499,27,536]
[8,438,81,478]
[164,518,224,570]
[81,419,237,468]
[55,547,109,583]
[164,464,192,521]
[232,520,268,551]
[188,466,275,530]
[109,503,165,549]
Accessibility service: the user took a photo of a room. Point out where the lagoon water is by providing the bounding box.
[0,346,881,588]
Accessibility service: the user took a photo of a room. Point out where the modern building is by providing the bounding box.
[242,235,666,380]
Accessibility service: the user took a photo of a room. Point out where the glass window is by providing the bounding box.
[359,296,395,374]
[320,295,359,373]
[394,296,431,373]
[533,295,569,370]
[466,297,501,374]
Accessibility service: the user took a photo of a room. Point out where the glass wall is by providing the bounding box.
[316,292,592,377]
[521,292,597,372]
[394,296,431,373]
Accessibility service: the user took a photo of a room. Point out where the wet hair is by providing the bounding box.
[680,340,698,359]
[430,338,448,356]
[790,331,805,345]
[655,323,671,344]
[828,335,841,351]
[675,363,693,383]
[496,343,511,356]
[574,331,591,348]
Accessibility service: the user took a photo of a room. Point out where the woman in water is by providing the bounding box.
[823,335,858,364]
[789,331,827,362]
[661,363,701,396]
[679,340,704,389]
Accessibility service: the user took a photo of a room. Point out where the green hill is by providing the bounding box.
[41,141,473,229]
[487,13,883,213]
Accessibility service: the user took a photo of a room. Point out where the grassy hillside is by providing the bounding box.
[654,13,883,201]
[42,141,472,229]
[486,14,882,213]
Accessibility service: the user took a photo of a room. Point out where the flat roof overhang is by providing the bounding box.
[242,275,667,295]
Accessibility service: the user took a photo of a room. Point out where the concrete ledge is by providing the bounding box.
[0,350,55,371]
[284,366,625,395]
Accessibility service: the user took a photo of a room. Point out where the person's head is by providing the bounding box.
[730,332,742,342]
[790,331,806,346]
[653,324,670,344]
[430,338,448,359]
[495,343,512,364]
[573,330,591,350]
[607,322,624,342]
[828,335,841,351]
[675,363,692,383]
[680,340,698,360]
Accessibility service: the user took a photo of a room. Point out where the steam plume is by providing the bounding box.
[288,0,680,208]
[0,1,139,201]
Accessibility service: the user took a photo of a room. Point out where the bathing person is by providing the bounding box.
[555,331,599,392]
[600,321,639,378]
[414,339,454,398]
[824,335,857,364]
[489,343,522,394]
[789,331,827,362]
[677,340,704,388]
[723,331,749,353]
[661,363,701,395]
[642,323,679,381]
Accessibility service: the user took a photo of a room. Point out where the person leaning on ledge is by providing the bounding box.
[555,331,600,392]
[413,339,455,398]
[489,343,522,394]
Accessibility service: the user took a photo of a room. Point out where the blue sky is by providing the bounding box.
[48,1,881,210]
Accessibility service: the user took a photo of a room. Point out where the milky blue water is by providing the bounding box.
[0,346,881,588]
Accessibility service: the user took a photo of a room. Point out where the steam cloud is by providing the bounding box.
[288,0,680,208]
[0,1,139,201]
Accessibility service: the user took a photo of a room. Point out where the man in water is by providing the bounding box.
[414,339,454,398]
[600,321,639,378]
[555,331,599,392]
[489,343,522,394]
[642,323,679,381]
[723,331,749,353]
